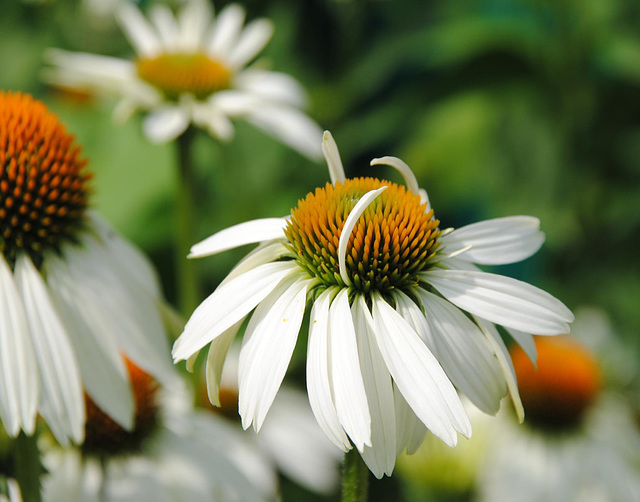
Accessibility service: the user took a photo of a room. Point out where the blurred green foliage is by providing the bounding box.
[1,0,640,499]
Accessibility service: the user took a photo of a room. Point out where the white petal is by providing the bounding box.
[205,320,243,406]
[207,3,245,56]
[143,107,191,144]
[44,253,135,430]
[222,242,290,286]
[352,296,397,478]
[338,186,388,286]
[15,255,84,444]
[507,327,538,366]
[235,70,306,107]
[422,269,574,335]
[370,156,420,195]
[328,289,371,450]
[228,19,273,68]
[189,218,288,258]
[441,216,545,265]
[417,289,506,415]
[173,261,298,361]
[192,105,236,141]
[322,131,345,184]
[476,318,524,423]
[393,385,427,455]
[149,5,179,49]
[177,0,212,51]
[0,255,38,436]
[66,236,174,387]
[238,275,309,431]
[116,3,162,57]
[393,290,438,349]
[306,288,351,451]
[246,106,323,159]
[371,294,470,446]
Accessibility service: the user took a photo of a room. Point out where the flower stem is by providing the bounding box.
[13,432,42,502]
[175,127,199,317]
[342,449,369,502]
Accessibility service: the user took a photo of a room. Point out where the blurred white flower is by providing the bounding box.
[42,360,265,502]
[196,347,341,497]
[478,332,640,502]
[172,131,573,478]
[43,0,322,156]
[0,92,173,445]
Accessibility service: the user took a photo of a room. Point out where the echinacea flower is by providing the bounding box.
[172,131,574,477]
[43,360,265,502]
[197,347,341,497]
[0,91,173,444]
[43,0,322,155]
[478,332,640,502]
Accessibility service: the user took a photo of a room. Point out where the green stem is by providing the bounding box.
[342,449,369,502]
[175,128,199,317]
[13,432,41,502]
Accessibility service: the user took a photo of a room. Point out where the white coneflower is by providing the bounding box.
[0,91,173,445]
[173,131,573,478]
[478,333,640,502]
[43,360,265,502]
[43,0,322,156]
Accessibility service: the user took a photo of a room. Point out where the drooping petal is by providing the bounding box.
[205,319,243,406]
[14,255,84,444]
[228,19,273,69]
[0,255,38,436]
[507,327,538,366]
[322,131,345,184]
[476,318,525,423]
[441,216,545,265]
[142,106,191,144]
[338,186,388,286]
[422,269,574,335]
[116,3,162,57]
[306,287,351,451]
[352,295,397,478]
[328,289,371,451]
[67,236,174,386]
[207,3,245,57]
[238,275,310,431]
[370,156,420,195]
[189,218,288,259]
[417,289,506,415]
[245,106,323,160]
[44,253,135,430]
[173,261,298,362]
[393,385,427,455]
[393,290,437,349]
[371,294,471,446]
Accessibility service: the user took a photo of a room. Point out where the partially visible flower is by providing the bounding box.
[172,131,573,477]
[43,360,265,502]
[0,91,173,444]
[0,479,21,502]
[478,334,640,502]
[197,347,341,497]
[43,0,322,156]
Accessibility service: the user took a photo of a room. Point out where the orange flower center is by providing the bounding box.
[83,359,160,457]
[511,336,601,432]
[0,92,90,267]
[136,52,232,100]
[285,178,440,294]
